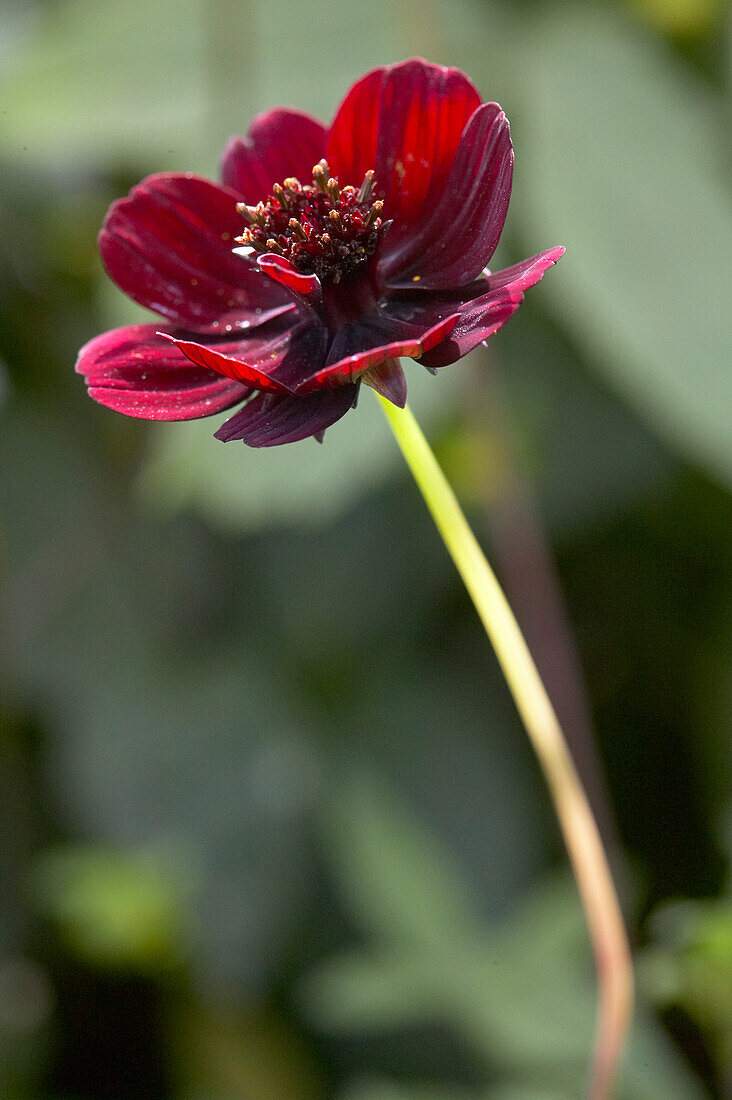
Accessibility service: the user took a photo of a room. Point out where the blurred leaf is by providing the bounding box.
[0,954,53,1096]
[302,953,445,1032]
[513,5,732,490]
[327,655,549,920]
[303,776,702,1098]
[0,0,405,172]
[178,1002,324,1100]
[248,0,409,122]
[314,774,482,951]
[42,650,321,993]
[640,895,732,1068]
[444,313,674,538]
[0,402,324,993]
[341,1086,574,1100]
[626,0,722,36]
[30,844,190,972]
[341,1082,490,1100]
[480,1091,575,1100]
[0,0,210,169]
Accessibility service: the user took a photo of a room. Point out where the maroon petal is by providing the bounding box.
[163,336,291,394]
[168,312,328,392]
[220,108,327,202]
[387,246,564,368]
[100,173,295,334]
[362,357,408,408]
[215,385,359,446]
[327,59,481,249]
[75,324,248,420]
[257,253,320,297]
[303,312,459,389]
[418,295,520,368]
[383,103,513,289]
[485,245,566,293]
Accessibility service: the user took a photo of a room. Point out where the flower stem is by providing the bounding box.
[376,392,633,1100]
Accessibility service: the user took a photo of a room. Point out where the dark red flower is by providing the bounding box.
[77,60,564,447]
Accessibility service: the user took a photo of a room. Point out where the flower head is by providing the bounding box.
[77,59,564,447]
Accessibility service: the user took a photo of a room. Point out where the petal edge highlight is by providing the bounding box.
[166,314,329,392]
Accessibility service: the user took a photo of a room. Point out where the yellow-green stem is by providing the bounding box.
[377,393,633,1100]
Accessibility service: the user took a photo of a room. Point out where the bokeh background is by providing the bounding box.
[1,0,731,1096]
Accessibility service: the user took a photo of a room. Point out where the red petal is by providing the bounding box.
[220,108,327,202]
[394,246,564,368]
[76,324,248,420]
[327,59,481,247]
[257,253,320,296]
[486,246,566,293]
[302,312,459,388]
[215,385,358,446]
[100,173,295,334]
[418,296,520,367]
[166,313,328,392]
[384,104,514,289]
[362,357,408,408]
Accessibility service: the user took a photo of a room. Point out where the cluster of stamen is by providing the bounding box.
[236,161,384,285]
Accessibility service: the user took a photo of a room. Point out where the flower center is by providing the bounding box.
[235,160,384,286]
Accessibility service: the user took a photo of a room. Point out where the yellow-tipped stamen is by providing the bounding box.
[357,169,375,204]
[365,200,383,227]
[236,203,265,227]
[272,182,289,208]
[312,159,329,191]
[288,218,308,241]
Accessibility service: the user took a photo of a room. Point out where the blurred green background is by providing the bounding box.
[1,0,731,1096]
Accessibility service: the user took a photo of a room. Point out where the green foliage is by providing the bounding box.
[511,6,732,490]
[302,776,702,1098]
[627,0,722,36]
[30,845,190,972]
[0,0,406,172]
[641,895,732,1074]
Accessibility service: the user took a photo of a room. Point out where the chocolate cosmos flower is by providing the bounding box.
[76,59,564,447]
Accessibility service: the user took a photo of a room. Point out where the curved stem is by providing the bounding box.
[377,393,633,1100]
[468,354,620,861]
